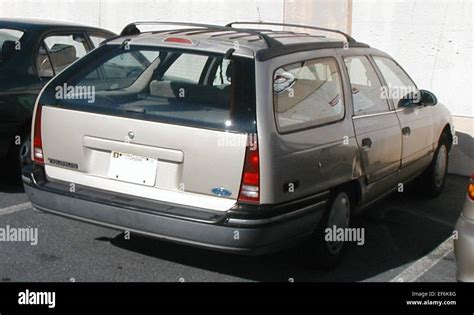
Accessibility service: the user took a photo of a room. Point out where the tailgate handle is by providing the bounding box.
[83,136,184,163]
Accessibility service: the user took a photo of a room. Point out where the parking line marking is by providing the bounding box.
[389,237,453,282]
[0,202,32,216]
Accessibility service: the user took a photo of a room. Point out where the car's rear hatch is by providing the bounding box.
[34,42,257,212]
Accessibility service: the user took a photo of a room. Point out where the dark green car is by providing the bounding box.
[0,18,114,175]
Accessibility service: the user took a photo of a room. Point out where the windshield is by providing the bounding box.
[0,28,24,64]
[47,44,256,133]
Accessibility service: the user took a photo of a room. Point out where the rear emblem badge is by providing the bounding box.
[211,188,232,197]
[127,131,135,140]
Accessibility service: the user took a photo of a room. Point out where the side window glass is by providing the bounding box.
[213,58,231,86]
[89,34,109,48]
[344,56,389,115]
[81,51,160,91]
[36,44,54,78]
[373,57,418,108]
[163,53,208,83]
[42,34,88,74]
[273,57,344,133]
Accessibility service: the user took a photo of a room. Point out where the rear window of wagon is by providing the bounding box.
[42,44,257,133]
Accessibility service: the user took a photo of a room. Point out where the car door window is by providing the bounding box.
[89,34,110,48]
[82,50,160,90]
[37,34,89,78]
[213,58,231,86]
[36,44,54,78]
[273,57,344,133]
[373,57,418,108]
[344,56,390,115]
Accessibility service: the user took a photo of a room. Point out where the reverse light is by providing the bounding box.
[238,136,260,203]
[32,104,44,165]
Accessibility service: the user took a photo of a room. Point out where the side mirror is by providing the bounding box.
[397,91,421,108]
[419,89,438,106]
[397,89,438,108]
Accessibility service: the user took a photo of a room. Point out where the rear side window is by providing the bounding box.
[344,56,389,115]
[163,53,208,83]
[37,34,89,78]
[89,34,111,48]
[0,28,24,64]
[273,57,344,133]
[43,45,256,133]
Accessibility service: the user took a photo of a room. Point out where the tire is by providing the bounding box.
[7,130,31,179]
[422,134,449,198]
[306,190,352,270]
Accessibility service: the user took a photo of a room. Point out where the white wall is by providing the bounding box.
[352,0,473,118]
[1,0,472,175]
[0,0,285,34]
[2,0,470,117]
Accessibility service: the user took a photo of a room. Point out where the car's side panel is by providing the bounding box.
[337,49,403,200]
[351,112,402,184]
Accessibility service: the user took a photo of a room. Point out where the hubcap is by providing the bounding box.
[19,135,32,167]
[434,145,447,188]
[326,192,351,255]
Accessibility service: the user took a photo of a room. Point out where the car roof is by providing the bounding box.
[0,18,114,34]
[108,21,370,61]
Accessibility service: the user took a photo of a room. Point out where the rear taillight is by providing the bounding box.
[468,175,474,201]
[238,135,260,203]
[32,104,44,165]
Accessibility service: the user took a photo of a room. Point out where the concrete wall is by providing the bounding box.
[1,0,472,175]
[0,0,285,33]
[351,0,473,176]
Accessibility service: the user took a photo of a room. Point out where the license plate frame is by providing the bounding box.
[107,151,158,187]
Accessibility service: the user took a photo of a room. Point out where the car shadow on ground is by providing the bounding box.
[0,158,24,193]
[97,175,469,281]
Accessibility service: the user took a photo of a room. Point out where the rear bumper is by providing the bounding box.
[454,214,474,282]
[22,165,327,255]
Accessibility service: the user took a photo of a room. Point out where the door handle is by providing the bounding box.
[402,127,411,136]
[361,138,372,150]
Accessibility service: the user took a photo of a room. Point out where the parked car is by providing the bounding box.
[22,21,454,268]
[454,175,474,281]
[0,18,115,175]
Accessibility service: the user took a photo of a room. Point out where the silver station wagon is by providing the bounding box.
[23,21,454,268]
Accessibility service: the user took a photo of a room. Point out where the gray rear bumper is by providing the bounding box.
[23,166,326,255]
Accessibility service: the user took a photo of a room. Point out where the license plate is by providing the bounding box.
[107,152,158,186]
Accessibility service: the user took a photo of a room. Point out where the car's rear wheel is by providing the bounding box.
[422,134,449,198]
[306,189,352,270]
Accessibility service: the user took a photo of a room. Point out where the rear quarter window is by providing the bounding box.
[273,57,344,133]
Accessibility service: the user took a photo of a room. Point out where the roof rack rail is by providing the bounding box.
[120,21,282,48]
[226,21,356,43]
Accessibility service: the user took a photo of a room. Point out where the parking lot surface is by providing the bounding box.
[0,165,468,282]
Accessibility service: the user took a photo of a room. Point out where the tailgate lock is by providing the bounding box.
[127,131,135,140]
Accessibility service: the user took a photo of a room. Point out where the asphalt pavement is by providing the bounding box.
[0,163,468,282]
